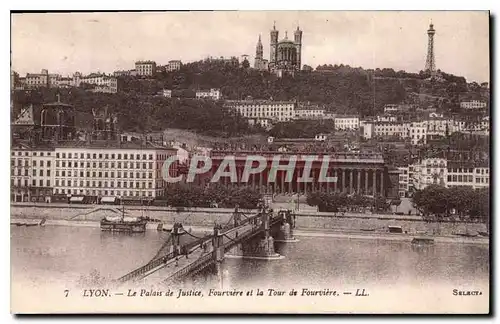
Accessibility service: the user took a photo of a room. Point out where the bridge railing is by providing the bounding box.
[117,251,175,283]
[163,252,213,284]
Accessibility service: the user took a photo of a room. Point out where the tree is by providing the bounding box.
[412,185,449,220]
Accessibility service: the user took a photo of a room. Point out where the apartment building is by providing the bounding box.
[10,143,177,202]
[196,88,221,100]
[135,60,157,77]
[224,100,296,123]
[460,100,487,110]
[334,115,360,131]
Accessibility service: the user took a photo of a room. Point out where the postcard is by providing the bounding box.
[10,10,490,314]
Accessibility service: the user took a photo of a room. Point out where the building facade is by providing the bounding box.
[397,166,409,197]
[166,60,182,72]
[446,164,490,189]
[294,107,325,120]
[410,158,447,190]
[11,144,177,202]
[334,116,360,131]
[24,69,49,88]
[460,100,487,110]
[224,100,296,123]
[135,61,157,77]
[195,88,221,100]
[191,150,397,198]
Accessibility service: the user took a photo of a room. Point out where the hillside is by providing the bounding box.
[11,61,485,137]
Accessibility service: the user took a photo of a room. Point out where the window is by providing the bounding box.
[98,172,102,178]
[136,154,140,160]
[47,161,51,167]
[105,154,109,159]
[46,180,50,187]
[118,154,122,159]
[68,161,72,167]
[47,170,51,176]
[118,162,121,168]
[56,153,60,158]
[99,154,102,159]
[33,161,37,167]
[40,170,44,176]
[68,153,72,159]
[62,153,66,158]
[40,160,44,167]
[80,153,84,159]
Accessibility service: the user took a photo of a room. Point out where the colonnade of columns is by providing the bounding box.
[207,166,386,197]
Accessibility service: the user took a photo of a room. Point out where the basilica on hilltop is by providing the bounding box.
[254,22,303,77]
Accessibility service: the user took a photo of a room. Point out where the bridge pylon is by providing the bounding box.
[212,223,225,262]
[171,222,183,256]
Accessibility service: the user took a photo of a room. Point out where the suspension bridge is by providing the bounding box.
[114,207,297,286]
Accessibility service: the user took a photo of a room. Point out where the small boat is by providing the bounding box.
[360,228,376,232]
[455,232,478,238]
[478,231,489,237]
[411,237,435,245]
[100,205,147,233]
[25,223,39,227]
[388,226,403,233]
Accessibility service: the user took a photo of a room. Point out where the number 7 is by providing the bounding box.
[64,289,69,297]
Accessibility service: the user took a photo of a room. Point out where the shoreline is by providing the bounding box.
[10,217,489,245]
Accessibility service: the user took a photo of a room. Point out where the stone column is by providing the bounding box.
[342,169,346,193]
[259,172,263,193]
[365,169,369,195]
[372,169,377,196]
[356,169,361,194]
[348,169,353,194]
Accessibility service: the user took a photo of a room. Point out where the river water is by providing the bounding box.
[11,225,490,313]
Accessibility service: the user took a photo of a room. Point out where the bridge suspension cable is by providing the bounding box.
[150,234,173,262]
[183,228,212,241]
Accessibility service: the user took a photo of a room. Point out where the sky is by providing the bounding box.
[11,11,490,83]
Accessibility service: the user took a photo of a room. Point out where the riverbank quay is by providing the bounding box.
[11,202,488,242]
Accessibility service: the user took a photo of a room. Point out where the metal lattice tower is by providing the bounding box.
[425,22,436,72]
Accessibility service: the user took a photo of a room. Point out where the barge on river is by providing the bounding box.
[100,205,147,233]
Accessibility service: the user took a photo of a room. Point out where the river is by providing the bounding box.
[11,225,490,313]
